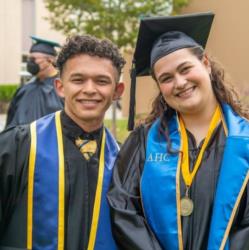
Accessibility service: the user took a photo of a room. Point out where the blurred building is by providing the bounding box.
[0,0,65,85]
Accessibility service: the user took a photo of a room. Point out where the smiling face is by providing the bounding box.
[55,54,124,130]
[153,48,217,117]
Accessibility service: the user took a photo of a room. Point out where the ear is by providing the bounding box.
[113,82,125,100]
[47,55,55,64]
[54,78,65,98]
[202,54,211,74]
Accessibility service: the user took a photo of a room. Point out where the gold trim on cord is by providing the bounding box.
[87,129,106,250]
[176,116,184,250]
[55,111,65,250]
[27,121,37,250]
[219,106,228,136]
[220,171,249,250]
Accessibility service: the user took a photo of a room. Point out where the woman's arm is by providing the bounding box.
[108,126,162,250]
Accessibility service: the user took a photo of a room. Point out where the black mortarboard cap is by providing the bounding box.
[128,12,215,130]
[30,36,61,56]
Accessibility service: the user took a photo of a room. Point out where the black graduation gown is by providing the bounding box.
[0,111,103,249]
[6,76,63,128]
[108,124,249,250]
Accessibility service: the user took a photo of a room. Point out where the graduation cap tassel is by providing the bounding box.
[128,60,137,131]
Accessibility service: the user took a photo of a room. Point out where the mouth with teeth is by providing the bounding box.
[175,86,196,98]
[77,99,101,108]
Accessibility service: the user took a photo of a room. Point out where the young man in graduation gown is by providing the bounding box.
[6,36,64,128]
[108,13,249,250]
[0,34,125,250]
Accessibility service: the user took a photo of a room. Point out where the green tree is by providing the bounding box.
[44,0,189,49]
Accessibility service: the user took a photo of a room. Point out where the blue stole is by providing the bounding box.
[141,104,249,250]
[92,127,119,250]
[27,111,118,250]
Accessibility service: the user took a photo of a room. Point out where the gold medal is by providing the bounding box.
[180,196,194,216]
[178,106,222,217]
[180,186,194,216]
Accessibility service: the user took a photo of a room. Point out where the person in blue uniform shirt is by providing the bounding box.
[6,36,64,128]
[108,12,249,250]
[0,34,125,249]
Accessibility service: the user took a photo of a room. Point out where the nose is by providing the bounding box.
[82,79,97,94]
[174,74,187,88]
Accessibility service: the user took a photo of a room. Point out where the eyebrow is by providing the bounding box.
[69,73,113,81]
[177,61,191,70]
[70,73,84,78]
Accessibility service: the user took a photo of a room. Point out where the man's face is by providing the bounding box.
[28,52,53,77]
[55,54,124,130]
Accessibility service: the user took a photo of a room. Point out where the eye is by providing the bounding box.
[159,75,173,84]
[180,65,191,74]
[97,78,111,85]
[71,78,83,84]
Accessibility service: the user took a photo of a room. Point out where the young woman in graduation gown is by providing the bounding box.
[108,13,249,250]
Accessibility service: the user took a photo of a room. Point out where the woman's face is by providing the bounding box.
[153,48,216,116]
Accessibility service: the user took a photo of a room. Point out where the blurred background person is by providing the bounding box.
[5,36,63,128]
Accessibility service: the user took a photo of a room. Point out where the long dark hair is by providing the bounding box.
[144,46,249,149]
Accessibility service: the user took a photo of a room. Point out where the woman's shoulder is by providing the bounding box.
[119,124,150,152]
[128,123,150,141]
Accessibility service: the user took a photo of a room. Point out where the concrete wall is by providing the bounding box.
[0,0,22,84]
[0,0,65,85]
[181,0,249,89]
[35,0,65,44]
[22,0,35,53]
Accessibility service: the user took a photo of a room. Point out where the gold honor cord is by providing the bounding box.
[87,129,106,250]
[179,105,222,216]
[27,121,37,250]
[55,111,65,250]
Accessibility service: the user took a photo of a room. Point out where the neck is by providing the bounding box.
[65,110,104,133]
[180,100,218,146]
[78,120,103,133]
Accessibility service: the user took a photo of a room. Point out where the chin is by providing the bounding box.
[178,103,201,115]
[82,112,105,121]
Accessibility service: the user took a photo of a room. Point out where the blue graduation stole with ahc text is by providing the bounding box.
[141,104,249,250]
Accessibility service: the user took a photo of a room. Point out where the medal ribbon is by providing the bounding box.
[179,105,222,188]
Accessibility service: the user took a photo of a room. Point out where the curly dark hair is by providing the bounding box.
[145,46,249,152]
[56,35,126,81]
